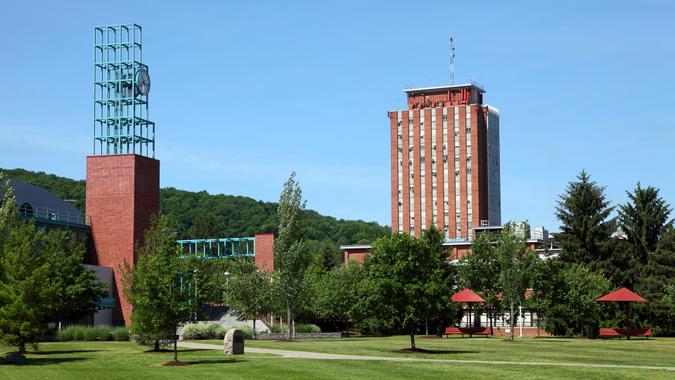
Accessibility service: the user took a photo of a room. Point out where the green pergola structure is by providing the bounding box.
[177,237,256,259]
[93,24,154,157]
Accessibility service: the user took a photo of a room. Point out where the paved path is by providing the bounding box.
[178,341,675,372]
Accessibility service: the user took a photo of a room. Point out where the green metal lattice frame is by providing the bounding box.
[93,24,155,157]
[177,237,256,259]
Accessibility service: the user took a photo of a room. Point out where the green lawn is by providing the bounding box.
[224,335,675,367]
[0,338,673,379]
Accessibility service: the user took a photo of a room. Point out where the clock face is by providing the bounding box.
[135,68,151,97]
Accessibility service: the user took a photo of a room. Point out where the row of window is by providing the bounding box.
[395,107,474,238]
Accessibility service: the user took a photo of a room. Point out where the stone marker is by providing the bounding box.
[224,328,244,355]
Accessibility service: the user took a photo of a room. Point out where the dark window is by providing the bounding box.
[19,202,34,218]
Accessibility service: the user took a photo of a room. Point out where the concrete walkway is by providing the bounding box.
[178,341,675,372]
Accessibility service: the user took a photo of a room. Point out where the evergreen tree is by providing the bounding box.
[638,226,675,335]
[0,222,58,353]
[122,215,194,362]
[273,172,308,340]
[0,176,106,352]
[555,171,614,268]
[618,183,672,264]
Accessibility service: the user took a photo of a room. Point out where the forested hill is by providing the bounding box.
[1,168,390,245]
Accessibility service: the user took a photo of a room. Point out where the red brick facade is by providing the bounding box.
[254,233,275,271]
[86,154,160,327]
[390,84,494,239]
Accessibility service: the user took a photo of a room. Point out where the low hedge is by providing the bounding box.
[57,325,130,341]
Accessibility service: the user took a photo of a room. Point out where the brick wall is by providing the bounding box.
[86,154,159,327]
[254,233,275,271]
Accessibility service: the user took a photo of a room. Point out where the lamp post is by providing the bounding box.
[193,269,198,321]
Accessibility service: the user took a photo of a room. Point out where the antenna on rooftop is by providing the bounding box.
[450,37,456,84]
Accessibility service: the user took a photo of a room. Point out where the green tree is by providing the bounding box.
[637,226,675,335]
[618,183,672,264]
[273,172,308,340]
[458,230,502,334]
[420,225,459,335]
[42,229,107,326]
[1,167,391,245]
[0,222,58,353]
[494,225,538,341]
[311,260,364,331]
[526,256,556,337]
[184,212,225,239]
[0,176,106,352]
[555,171,614,268]
[356,233,450,350]
[122,215,195,362]
[225,260,274,339]
[543,263,611,337]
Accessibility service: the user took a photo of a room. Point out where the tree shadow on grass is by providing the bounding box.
[394,348,478,355]
[1,357,88,366]
[30,350,102,355]
[185,358,246,365]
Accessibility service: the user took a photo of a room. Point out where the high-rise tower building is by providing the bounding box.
[86,24,159,326]
[389,83,500,240]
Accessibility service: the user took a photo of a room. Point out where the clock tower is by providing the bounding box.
[87,24,160,327]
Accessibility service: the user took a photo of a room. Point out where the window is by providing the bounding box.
[19,202,34,218]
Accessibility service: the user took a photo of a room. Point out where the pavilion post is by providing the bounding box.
[624,302,630,340]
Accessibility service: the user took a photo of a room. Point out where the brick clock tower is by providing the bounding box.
[87,25,159,327]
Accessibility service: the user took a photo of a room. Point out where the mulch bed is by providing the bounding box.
[163,361,192,366]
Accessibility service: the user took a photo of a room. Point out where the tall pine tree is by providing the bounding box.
[638,226,675,335]
[555,171,614,269]
[618,183,672,264]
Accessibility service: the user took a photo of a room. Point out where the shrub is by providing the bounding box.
[111,327,130,341]
[268,324,287,333]
[57,325,130,342]
[180,322,227,340]
[295,324,321,333]
[233,324,253,339]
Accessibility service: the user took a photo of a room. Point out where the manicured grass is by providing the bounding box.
[201,335,675,368]
[0,338,672,379]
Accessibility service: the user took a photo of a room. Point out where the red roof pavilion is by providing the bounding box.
[596,288,648,303]
[451,289,486,303]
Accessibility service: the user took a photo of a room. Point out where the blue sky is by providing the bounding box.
[1,1,674,231]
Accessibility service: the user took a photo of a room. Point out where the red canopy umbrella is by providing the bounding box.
[451,289,485,336]
[596,288,648,339]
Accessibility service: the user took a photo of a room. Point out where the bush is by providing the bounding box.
[57,325,130,342]
[180,322,227,340]
[111,327,130,341]
[267,323,320,334]
[268,324,287,334]
[233,324,253,339]
[295,324,321,333]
